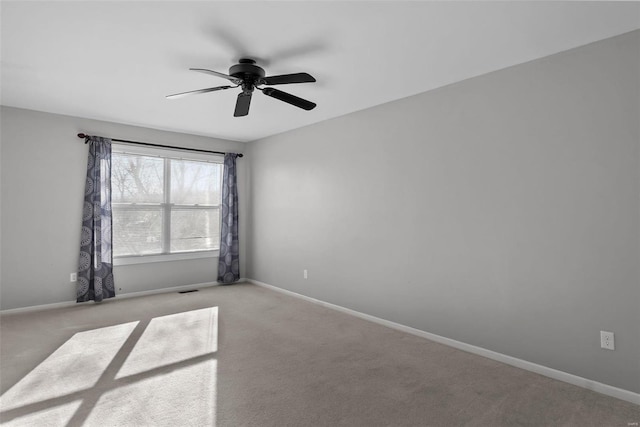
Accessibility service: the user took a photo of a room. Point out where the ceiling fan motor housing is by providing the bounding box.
[230,58,265,93]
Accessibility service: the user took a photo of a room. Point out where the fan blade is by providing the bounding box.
[262,88,316,111]
[262,72,316,85]
[166,85,232,99]
[190,68,241,84]
[234,92,252,117]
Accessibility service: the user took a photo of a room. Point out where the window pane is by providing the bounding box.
[112,154,164,203]
[170,208,219,252]
[113,208,163,257]
[170,160,221,205]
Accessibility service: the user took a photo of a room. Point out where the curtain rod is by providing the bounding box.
[76,133,243,158]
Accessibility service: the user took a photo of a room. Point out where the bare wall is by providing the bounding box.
[247,31,640,393]
[0,107,247,310]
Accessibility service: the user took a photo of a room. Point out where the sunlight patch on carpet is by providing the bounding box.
[1,307,219,426]
[84,359,217,426]
[0,322,138,411]
[116,307,218,378]
[1,400,83,427]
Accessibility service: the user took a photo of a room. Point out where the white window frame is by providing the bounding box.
[111,143,224,266]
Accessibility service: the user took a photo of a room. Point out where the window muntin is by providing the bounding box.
[111,146,223,259]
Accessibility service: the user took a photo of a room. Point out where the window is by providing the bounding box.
[111,144,223,264]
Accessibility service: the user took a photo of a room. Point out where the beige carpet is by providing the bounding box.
[1,283,638,426]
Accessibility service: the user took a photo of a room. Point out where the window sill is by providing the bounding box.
[113,250,219,266]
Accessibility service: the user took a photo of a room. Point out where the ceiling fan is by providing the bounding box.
[167,58,317,117]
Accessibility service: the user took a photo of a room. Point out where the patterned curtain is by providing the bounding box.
[77,136,115,302]
[217,153,240,284]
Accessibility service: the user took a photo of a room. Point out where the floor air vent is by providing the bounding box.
[178,289,199,294]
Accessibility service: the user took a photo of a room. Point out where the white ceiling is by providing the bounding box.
[2,1,639,143]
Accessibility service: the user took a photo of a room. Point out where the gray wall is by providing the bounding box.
[0,106,247,310]
[247,31,640,393]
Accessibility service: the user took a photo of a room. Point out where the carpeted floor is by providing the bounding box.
[1,283,639,426]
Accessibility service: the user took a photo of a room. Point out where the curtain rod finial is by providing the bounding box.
[77,133,87,138]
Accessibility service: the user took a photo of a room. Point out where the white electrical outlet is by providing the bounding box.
[70,273,77,282]
[303,269,308,279]
[600,331,615,350]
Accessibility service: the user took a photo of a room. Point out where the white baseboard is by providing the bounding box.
[111,281,220,301]
[0,278,248,315]
[248,279,640,406]
[0,299,78,315]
